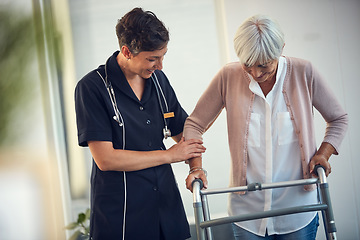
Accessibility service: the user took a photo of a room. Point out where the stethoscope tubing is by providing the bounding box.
[99,56,171,139]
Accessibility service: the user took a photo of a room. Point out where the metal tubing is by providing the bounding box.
[317,167,337,240]
[200,204,328,229]
[193,181,205,240]
[317,166,327,184]
[261,178,318,190]
[202,178,318,195]
[201,195,213,240]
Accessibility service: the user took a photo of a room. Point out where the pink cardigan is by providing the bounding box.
[184,56,348,189]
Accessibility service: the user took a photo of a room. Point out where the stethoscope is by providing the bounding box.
[96,57,172,141]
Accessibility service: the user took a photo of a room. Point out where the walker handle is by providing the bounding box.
[313,164,326,177]
[192,178,204,189]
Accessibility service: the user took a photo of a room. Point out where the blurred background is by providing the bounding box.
[0,0,359,239]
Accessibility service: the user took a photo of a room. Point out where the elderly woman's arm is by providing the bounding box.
[184,69,225,191]
[310,63,349,176]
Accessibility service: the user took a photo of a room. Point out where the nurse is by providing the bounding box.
[74,7,205,240]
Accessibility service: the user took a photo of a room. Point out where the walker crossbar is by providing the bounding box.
[201,178,318,196]
[192,166,337,240]
[200,204,328,228]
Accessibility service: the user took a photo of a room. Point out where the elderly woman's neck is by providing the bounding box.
[259,74,276,97]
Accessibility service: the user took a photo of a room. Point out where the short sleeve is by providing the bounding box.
[74,72,113,146]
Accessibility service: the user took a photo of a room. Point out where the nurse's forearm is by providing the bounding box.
[88,141,171,171]
[106,149,174,171]
[88,140,205,171]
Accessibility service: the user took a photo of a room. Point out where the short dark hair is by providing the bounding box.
[116,7,169,55]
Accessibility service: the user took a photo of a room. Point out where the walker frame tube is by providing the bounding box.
[192,166,337,240]
[192,179,205,240]
[316,166,337,240]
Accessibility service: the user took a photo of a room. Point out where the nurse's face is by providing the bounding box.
[242,59,278,83]
[130,46,168,79]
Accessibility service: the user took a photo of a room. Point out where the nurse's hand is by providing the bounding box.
[167,137,206,163]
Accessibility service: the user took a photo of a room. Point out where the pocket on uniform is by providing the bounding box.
[248,113,261,148]
[277,112,297,145]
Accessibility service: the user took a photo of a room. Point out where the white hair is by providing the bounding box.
[233,15,285,66]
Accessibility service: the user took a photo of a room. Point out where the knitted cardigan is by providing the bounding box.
[184,56,348,190]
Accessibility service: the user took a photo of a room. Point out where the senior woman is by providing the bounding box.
[184,15,348,240]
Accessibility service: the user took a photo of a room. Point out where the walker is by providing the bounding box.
[192,165,337,240]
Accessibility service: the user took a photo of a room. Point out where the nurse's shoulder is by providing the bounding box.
[75,65,106,94]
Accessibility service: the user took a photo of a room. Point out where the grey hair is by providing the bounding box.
[233,15,285,66]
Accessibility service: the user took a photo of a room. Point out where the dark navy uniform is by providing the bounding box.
[75,51,190,240]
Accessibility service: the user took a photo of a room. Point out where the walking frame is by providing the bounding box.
[192,165,337,240]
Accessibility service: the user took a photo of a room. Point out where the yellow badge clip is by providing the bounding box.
[164,112,175,119]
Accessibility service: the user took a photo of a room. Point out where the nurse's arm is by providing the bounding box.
[88,140,205,172]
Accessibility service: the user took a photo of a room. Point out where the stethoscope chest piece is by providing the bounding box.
[163,126,171,139]
[113,115,123,127]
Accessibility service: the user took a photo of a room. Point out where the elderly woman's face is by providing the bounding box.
[242,59,278,83]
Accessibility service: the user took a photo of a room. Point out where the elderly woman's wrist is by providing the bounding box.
[315,142,336,161]
[189,167,207,176]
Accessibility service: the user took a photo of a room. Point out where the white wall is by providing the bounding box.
[68,0,360,239]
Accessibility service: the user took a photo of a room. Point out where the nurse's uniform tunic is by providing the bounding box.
[75,51,190,240]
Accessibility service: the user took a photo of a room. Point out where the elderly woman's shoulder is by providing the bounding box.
[217,62,245,76]
[222,62,243,71]
[285,56,318,75]
[286,56,313,68]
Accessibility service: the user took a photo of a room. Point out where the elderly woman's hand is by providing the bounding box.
[309,154,331,177]
[186,167,208,192]
[309,142,336,177]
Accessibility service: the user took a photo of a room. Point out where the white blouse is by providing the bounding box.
[229,57,318,236]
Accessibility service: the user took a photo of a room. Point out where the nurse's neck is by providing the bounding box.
[116,52,145,101]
